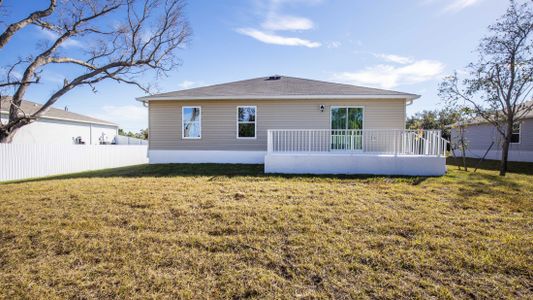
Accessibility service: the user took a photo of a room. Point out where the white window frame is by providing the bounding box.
[182,106,201,139]
[329,106,365,152]
[511,122,521,144]
[329,106,365,130]
[236,106,257,139]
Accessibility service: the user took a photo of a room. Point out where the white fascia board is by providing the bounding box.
[0,111,118,127]
[136,94,421,102]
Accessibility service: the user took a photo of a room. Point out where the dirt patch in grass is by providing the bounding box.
[0,164,532,299]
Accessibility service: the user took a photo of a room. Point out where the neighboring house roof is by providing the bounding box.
[137,75,420,101]
[0,97,118,126]
[450,100,533,127]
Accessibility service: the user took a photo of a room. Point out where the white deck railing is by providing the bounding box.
[267,129,448,157]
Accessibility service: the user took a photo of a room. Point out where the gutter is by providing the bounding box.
[136,94,421,103]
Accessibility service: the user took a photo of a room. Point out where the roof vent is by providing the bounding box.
[266,75,281,81]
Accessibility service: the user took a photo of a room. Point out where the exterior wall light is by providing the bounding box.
[320,105,325,112]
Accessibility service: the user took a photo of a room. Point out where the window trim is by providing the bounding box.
[182,106,202,139]
[236,105,257,139]
[511,122,521,144]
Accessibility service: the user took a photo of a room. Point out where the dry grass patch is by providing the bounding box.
[0,162,532,299]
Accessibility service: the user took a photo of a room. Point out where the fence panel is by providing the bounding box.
[113,135,148,145]
[0,144,148,182]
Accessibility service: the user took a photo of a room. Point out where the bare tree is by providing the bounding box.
[439,0,533,176]
[0,0,191,143]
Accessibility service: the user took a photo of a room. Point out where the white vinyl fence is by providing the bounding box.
[0,144,148,182]
[114,135,148,145]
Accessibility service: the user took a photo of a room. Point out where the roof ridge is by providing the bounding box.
[158,76,271,94]
[278,75,416,96]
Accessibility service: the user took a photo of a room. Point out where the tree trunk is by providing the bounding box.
[0,128,17,143]
[500,139,509,176]
[0,130,14,143]
[499,122,513,176]
[459,126,467,171]
[0,120,26,143]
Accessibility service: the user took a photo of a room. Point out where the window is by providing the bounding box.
[511,122,521,144]
[237,106,256,138]
[182,106,201,139]
[330,106,364,150]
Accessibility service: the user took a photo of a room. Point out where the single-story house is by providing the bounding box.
[1,97,118,144]
[137,75,447,175]
[450,101,533,162]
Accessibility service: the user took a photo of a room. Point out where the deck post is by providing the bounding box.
[393,130,398,156]
[308,130,311,152]
[267,130,273,153]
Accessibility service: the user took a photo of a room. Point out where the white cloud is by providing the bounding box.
[443,0,483,13]
[238,0,321,47]
[334,59,445,89]
[236,28,321,48]
[39,29,83,48]
[179,80,198,89]
[261,15,314,31]
[373,53,414,65]
[94,105,147,130]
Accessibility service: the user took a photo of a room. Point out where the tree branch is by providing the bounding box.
[0,0,57,49]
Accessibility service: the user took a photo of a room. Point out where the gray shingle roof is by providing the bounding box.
[0,97,117,126]
[451,100,533,127]
[137,75,420,101]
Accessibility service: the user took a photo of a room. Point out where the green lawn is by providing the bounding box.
[1,160,532,299]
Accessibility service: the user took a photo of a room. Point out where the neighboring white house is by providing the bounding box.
[138,75,448,176]
[1,97,118,144]
[450,102,533,163]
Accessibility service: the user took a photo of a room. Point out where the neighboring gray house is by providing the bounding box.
[1,97,118,145]
[138,75,448,175]
[450,102,533,163]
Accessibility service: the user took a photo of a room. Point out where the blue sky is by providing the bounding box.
[1,0,509,131]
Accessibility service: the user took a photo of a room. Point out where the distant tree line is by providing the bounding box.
[118,128,148,140]
[406,108,463,141]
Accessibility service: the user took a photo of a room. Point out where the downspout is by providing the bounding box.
[90,123,92,144]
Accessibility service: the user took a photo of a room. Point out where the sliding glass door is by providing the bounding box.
[331,107,363,151]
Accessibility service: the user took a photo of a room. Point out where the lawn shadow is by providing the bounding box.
[3,163,430,185]
[447,157,533,176]
[445,158,526,200]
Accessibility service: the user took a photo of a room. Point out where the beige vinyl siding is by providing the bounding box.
[149,99,407,151]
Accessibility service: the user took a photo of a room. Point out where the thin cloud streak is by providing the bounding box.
[261,15,314,31]
[373,53,414,65]
[443,0,483,13]
[237,0,321,47]
[179,80,198,89]
[236,28,321,48]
